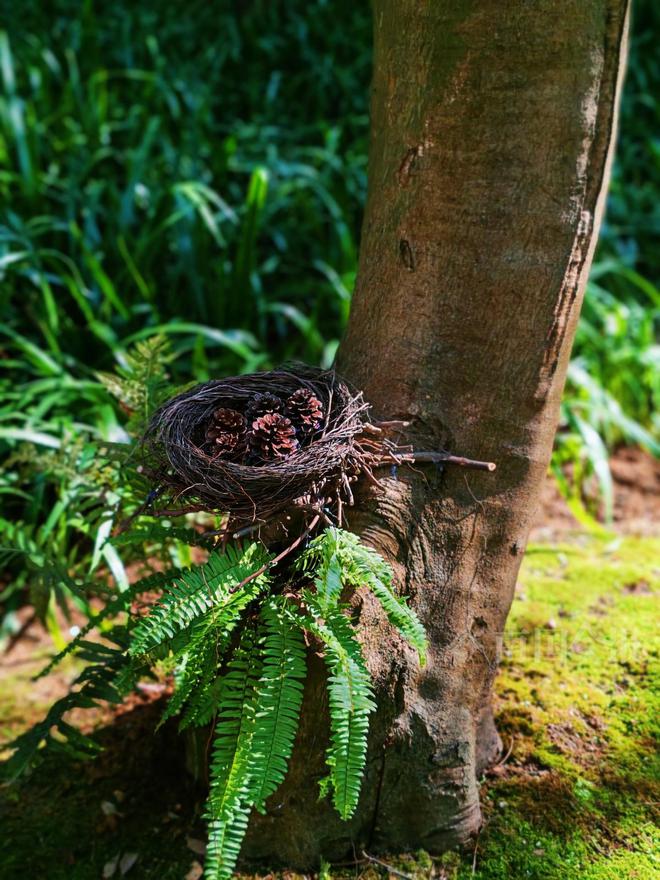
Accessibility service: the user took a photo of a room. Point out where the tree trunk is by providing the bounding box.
[245,0,629,866]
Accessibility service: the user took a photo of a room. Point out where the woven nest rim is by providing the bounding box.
[141,364,370,524]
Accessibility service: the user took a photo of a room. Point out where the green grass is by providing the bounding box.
[0,0,656,383]
[0,0,369,373]
[1,532,657,878]
[0,2,371,635]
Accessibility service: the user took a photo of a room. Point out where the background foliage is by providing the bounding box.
[0,0,658,635]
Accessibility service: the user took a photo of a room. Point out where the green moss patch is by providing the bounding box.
[1,534,657,878]
[472,534,659,879]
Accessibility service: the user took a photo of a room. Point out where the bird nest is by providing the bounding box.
[138,364,496,537]
[140,365,377,530]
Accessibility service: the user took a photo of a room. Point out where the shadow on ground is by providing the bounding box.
[1,532,658,880]
[0,700,204,879]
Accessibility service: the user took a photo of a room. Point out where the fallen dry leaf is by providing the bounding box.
[185,861,203,880]
[120,852,138,875]
[186,837,207,856]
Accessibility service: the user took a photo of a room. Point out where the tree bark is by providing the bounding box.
[245,0,629,865]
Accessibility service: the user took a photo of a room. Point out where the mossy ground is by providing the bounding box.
[461,532,659,879]
[1,533,657,879]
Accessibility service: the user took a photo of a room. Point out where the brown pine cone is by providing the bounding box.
[249,412,299,461]
[286,388,324,436]
[245,392,284,424]
[205,407,247,460]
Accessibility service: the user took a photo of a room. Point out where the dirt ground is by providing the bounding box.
[531,446,660,539]
[1,448,658,880]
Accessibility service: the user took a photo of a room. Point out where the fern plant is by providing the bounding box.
[2,527,427,880]
[0,335,178,642]
[96,335,176,436]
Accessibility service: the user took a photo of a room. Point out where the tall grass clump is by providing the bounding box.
[0,0,371,636]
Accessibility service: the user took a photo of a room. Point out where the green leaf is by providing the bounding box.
[129,543,272,656]
[248,597,306,813]
[301,593,376,820]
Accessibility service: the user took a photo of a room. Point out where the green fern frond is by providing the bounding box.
[357,570,427,665]
[0,516,92,624]
[97,335,174,434]
[335,530,427,664]
[167,600,247,732]
[112,524,218,551]
[129,543,271,656]
[2,633,140,779]
[301,528,344,613]
[179,671,224,731]
[205,811,252,880]
[159,614,223,729]
[248,596,306,813]
[0,516,40,567]
[35,569,173,680]
[300,528,428,665]
[294,527,423,817]
[204,625,262,880]
[301,592,376,820]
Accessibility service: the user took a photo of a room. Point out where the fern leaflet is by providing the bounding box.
[204,625,262,880]
[306,529,344,613]
[340,541,428,665]
[300,528,427,665]
[112,524,218,551]
[301,592,376,820]
[248,597,306,812]
[129,543,271,656]
[97,335,174,435]
[158,613,223,729]
[35,569,173,679]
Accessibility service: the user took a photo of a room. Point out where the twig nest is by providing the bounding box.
[142,365,370,526]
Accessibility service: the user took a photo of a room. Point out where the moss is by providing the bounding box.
[0,534,657,878]
[468,533,659,879]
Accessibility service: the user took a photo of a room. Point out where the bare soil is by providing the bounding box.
[1,447,657,879]
[531,446,660,539]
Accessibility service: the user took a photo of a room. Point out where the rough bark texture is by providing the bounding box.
[244,0,629,866]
